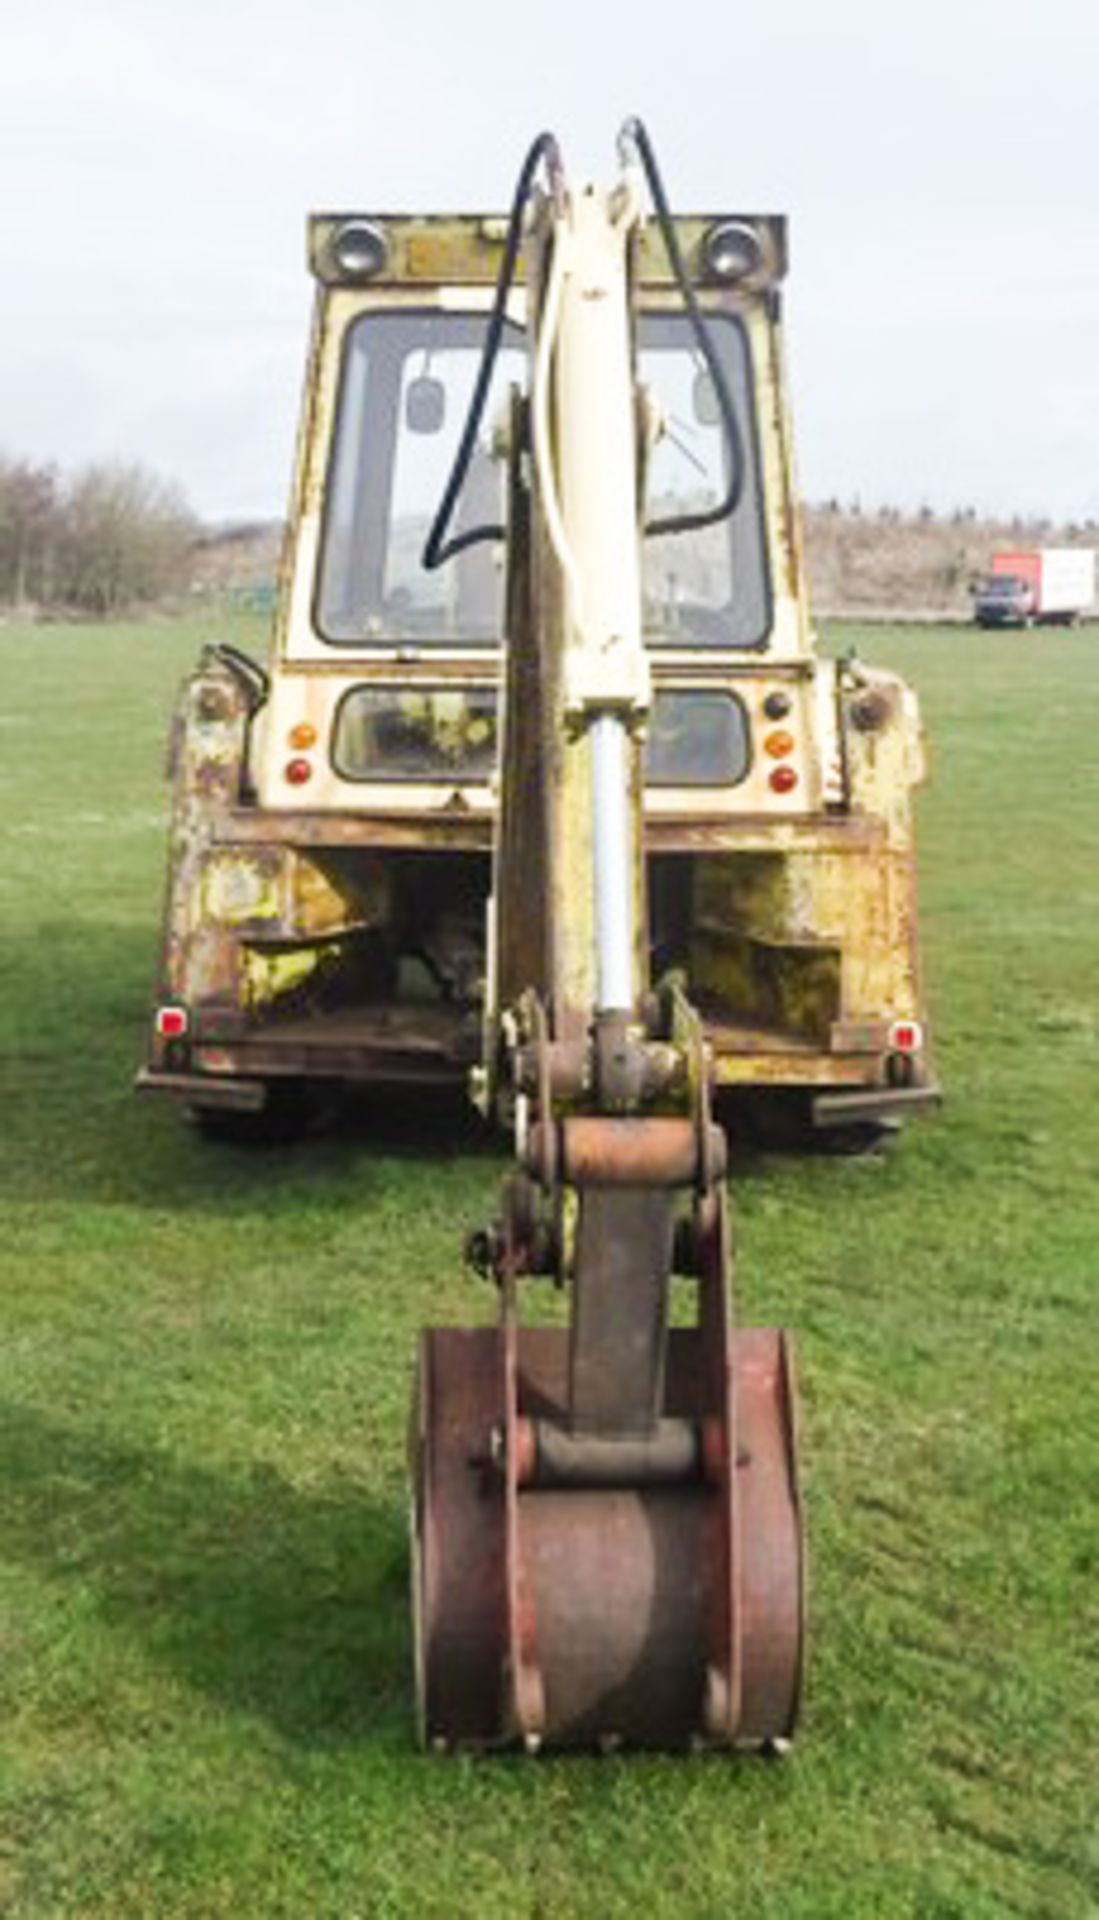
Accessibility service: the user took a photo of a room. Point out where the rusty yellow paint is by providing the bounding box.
[201,854,281,926]
[147,197,933,1113]
[692,840,917,1045]
[688,658,925,1056]
[242,941,342,1014]
[306,213,786,291]
[196,844,383,941]
[289,850,386,937]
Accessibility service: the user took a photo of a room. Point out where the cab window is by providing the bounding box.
[316,308,769,650]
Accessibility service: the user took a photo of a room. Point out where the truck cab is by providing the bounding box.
[139,209,935,1136]
[973,572,1036,627]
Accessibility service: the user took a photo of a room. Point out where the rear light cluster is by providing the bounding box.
[761,690,798,794]
[284,720,317,786]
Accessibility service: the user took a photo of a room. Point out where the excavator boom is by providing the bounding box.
[412,124,803,1751]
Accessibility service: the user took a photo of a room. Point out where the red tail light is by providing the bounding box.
[285,757,313,786]
[155,1005,189,1039]
[889,1019,922,1053]
[769,765,798,794]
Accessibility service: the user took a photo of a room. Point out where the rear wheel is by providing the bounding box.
[186,1079,314,1146]
[815,1119,896,1157]
[723,1090,896,1157]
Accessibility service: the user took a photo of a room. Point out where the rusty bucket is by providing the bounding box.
[411,1314,803,1751]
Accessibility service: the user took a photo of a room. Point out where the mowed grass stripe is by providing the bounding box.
[0,617,1096,1917]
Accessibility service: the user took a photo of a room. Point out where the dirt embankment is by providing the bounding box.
[190,508,1099,621]
[801,505,1097,619]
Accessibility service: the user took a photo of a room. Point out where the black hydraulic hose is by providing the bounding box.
[421,129,563,572]
[209,641,269,712]
[618,115,746,536]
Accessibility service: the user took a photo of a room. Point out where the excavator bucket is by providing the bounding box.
[412,1198,803,1750]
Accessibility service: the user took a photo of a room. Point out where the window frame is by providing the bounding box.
[312,303,773,655]
[330,681,501,784]
[329,682,752,789]
[637,308,772,653]
[313,306,525,650]
[645,688,753,788]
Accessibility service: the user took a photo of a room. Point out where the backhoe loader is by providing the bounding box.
[138,133,934,1149]
[139,121,937,1746]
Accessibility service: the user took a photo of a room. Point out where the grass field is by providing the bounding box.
[1,613,1097,1918]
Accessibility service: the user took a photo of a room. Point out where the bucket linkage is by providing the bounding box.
[412,994,803,1751]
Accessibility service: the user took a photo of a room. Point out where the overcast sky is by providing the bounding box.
[3,0,1097,524]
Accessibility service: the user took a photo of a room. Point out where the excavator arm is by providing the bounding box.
[412,123,803,1751]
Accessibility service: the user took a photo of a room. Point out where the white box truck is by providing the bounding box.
[974,548,1096,627]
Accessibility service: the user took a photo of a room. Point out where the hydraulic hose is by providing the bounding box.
[618,115,747,536]
[421,130,563,572]
[208,642,269,712]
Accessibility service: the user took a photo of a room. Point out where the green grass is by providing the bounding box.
[1,613,1097,1917]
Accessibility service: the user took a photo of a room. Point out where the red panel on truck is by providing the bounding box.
[991,551,1041,589]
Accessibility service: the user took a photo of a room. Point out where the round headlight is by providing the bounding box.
[702,220,764,284]
[331,220,388,280]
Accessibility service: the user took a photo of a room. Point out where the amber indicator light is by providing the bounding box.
[288,721,317,750]
[764,729,795,759]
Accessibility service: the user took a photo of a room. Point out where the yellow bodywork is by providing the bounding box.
[146,209,933,1119]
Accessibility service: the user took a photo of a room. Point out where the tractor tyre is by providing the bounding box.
[186,1079,314,1147]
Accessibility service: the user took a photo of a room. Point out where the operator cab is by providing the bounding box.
[296,304,769,795]
[255,211,817,819]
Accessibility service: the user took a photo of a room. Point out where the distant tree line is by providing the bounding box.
[813,496,1099,540]
[0,455,197,616]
